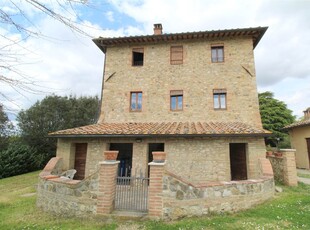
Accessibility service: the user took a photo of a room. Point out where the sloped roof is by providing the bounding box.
[93,27,268,53]
[49,122,271,138]
[284,119,310,129]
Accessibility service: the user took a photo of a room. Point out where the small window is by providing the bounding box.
[213,89,227,109]
[170,90,183,111]
[130,92,142,111]
[171,46,183,65]
[132,48,144,66]
[211,46,224,63]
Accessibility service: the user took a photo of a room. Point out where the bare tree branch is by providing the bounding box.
[0,0,99,111]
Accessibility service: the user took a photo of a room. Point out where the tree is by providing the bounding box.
[17,95,99,167]
[1,0,94,108]
[258,91,295,147]
[0,104,14,150]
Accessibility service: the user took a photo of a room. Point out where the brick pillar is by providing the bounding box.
[97,151,119,215]
[280,149,298,186]
[148,152,166,219]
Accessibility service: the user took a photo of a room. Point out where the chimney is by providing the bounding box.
[304,108,310,120]
[153,23,163,35]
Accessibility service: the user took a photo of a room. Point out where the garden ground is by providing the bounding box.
[0,171,310,230]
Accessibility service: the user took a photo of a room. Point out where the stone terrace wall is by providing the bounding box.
[37,173,99,216]
[37,157,99,216]
[162,171,274,220]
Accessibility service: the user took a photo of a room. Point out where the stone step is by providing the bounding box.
[112,210,148,220]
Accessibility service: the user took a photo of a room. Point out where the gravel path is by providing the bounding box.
[297,169,310,185]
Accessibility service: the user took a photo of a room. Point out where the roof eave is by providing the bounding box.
[284,123,310,130]
[49,133,271,139]
[92,38,107,53]
[92,26,269,53]
[252,27,268,48]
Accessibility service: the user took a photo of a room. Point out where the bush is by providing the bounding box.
[0,142,40,179]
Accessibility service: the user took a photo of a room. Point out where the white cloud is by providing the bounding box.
[105,11,115,22]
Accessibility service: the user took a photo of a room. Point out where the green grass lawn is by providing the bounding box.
[0,172,310,230]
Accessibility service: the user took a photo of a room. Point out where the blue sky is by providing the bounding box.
[1,0,310,121]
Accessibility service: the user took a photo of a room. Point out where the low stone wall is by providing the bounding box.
[37,157,99,216]
[267,149,298,186]
[38,154,276,220]
[268,156,284,183]
[162,171,274,220]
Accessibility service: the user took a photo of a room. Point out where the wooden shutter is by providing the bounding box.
[170,46,183,65]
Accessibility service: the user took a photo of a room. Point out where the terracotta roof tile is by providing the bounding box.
[49,122,271,137]
[284,119,310,129]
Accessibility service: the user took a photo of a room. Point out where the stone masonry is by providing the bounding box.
[55,136,267,184]
[99,36,262,128]
[37,151,275,219]
[267,149,298,186]
[37,157,99,216]
[37,152,120,216]
[158,151,274,220]
[162,172,274,220]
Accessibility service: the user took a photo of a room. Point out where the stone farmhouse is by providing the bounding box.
[285,108,310,169]
[37,24,275,219]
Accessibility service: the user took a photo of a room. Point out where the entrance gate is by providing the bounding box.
[115,172,149,212]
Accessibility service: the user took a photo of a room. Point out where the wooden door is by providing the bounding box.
[230,143,247,180]
[307,138,310,168]
[74,143,87,180]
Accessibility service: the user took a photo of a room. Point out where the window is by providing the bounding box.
[213,89,227,109]
[170,90,183,111]
[130,92,142,111]
[211,46,224,63]
[170,46,183,65]
[132,48,144,66]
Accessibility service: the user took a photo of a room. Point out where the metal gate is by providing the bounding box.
[115,172,149,212]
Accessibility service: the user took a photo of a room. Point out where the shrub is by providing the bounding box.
[0,143,39,179]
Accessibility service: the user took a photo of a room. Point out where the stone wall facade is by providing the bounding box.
[99,37,262,128]
[56,138,109,177]
[56,136,266,183]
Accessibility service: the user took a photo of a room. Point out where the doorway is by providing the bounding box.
[148,143,164,176]
[74,143,88,180]
[110,143,133,177]
[229,143,247,180]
